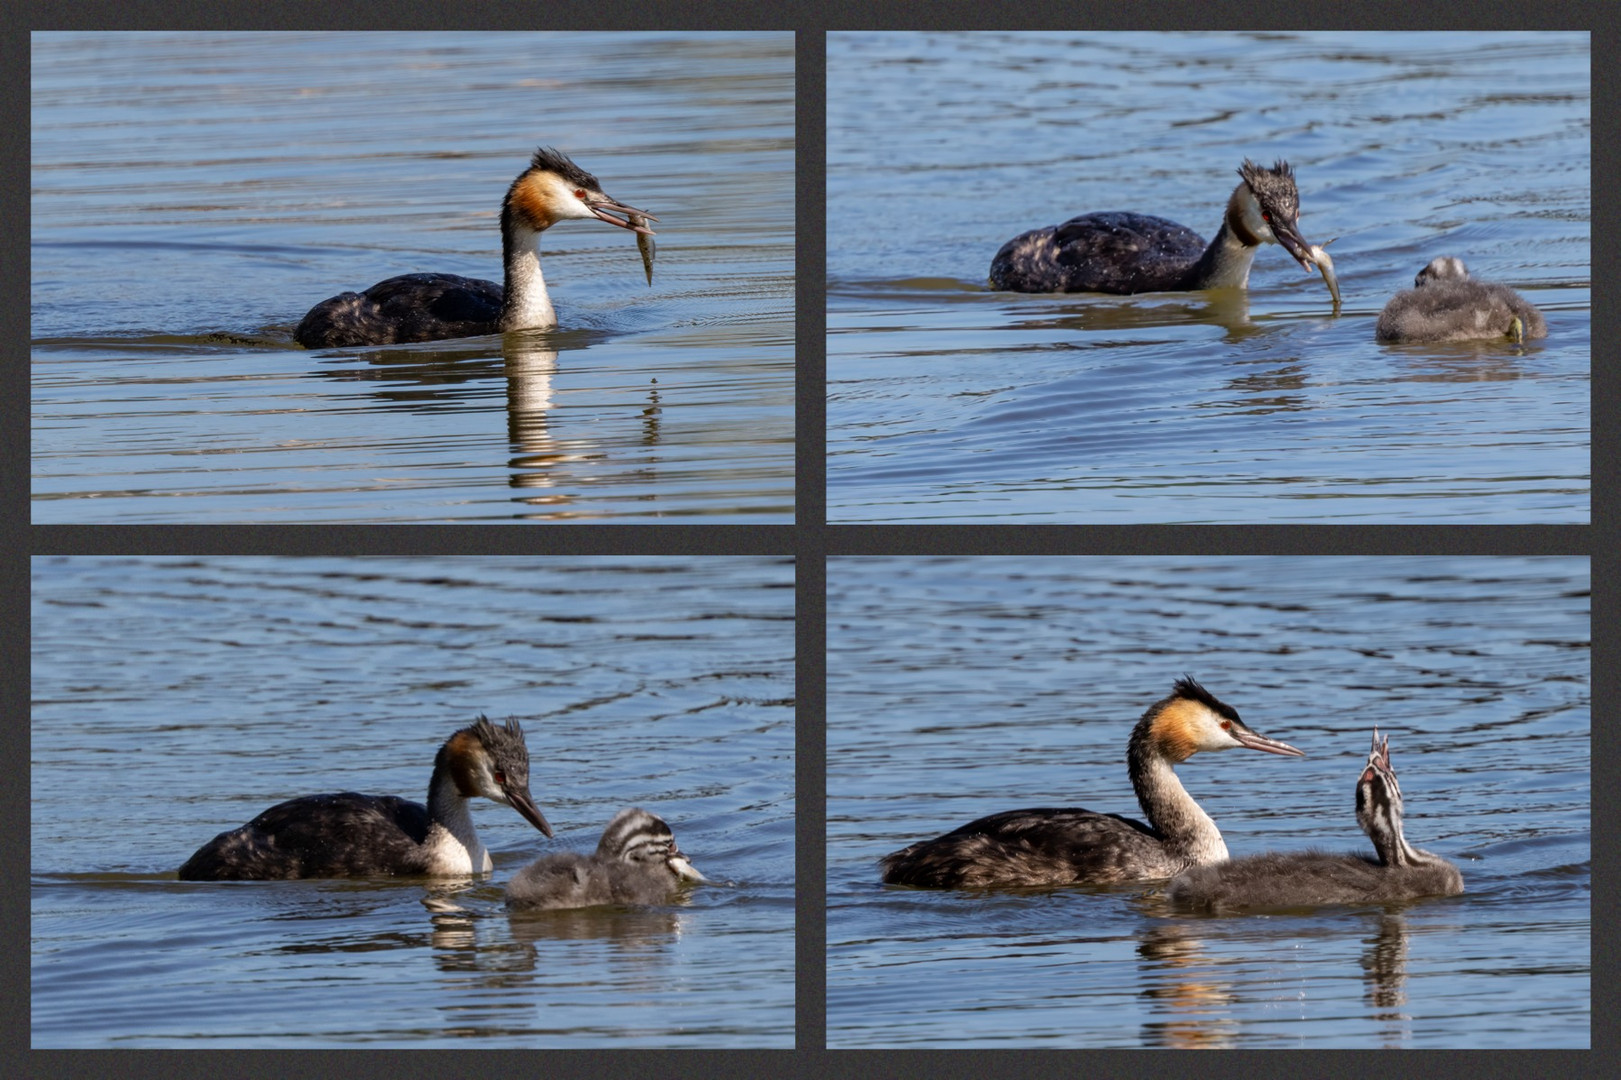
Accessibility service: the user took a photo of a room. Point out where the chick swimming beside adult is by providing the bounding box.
[1167,729,1464,911]
[505,807,706,911]
[1376,256,1545,344]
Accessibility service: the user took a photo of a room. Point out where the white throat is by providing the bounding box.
[1201,229,1262,289]
[425,772,493,875]
[1199,186,1274,289]
[500,224,559,331]
[1139,755,1229,864]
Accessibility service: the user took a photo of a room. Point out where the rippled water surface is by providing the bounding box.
[828,32,1589,522]
[828,556,1589,1048]
[32,556,795,1047]
[32,32,794,522]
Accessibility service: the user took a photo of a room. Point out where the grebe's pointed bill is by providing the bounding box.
[503,783,554,839]
[1228,719,1306,757]
[1269,213,1316,275]
[1360,727,1385,783]
[588,196,658,235]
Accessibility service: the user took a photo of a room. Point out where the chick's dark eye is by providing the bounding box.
[493,770,506,784]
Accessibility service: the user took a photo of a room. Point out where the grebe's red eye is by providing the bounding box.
[574,189,586,200]
[493,770,506,784]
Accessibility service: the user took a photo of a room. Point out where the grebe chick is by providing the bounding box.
[1375,256,1546,344]
[878,677,1305,889]
[1166,729,1464,911]
[988,160,1321,295]
[505,807,706,911]
[294,147,656,349]
[178,716,552,880]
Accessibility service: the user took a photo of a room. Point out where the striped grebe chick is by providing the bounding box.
[1167,729,1464,911]
[178,716,552,880]
[295,147,655,348]
[988,160,1321,295]
[505,807,707,911]
[878,677,1305,889]
[1375,256,1546,344]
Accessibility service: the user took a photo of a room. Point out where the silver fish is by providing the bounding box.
[1309,238,1341,312]
[631,212,655,286]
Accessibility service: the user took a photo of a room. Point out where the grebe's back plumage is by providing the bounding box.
[1375,256,1546,344]
[988,160,1320,295]
[505,807,706,911]
[1167,729,1464,910]
[294,147,655,349]
[878,677,1305,889]
[177,716,553,880]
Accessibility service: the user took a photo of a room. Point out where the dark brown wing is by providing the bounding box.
[879,807,1174,888]
[177,792,432,880]
[295,274,503,347]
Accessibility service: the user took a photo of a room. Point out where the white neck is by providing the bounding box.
[1188,184,1274,290]
[425,769,492,875]
[499,224,558,331]
[1198,223,1263,289]
[1134,754,1228,863]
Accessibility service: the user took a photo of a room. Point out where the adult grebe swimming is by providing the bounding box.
[878,677,1305,889]
[505,807,706,911]
[988,160,1321,295]
[1376,256,1546,344]
[294,147,656,348]
[178,716,552,880]
[1167,729,1464,910]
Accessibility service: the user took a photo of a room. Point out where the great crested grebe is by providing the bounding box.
[1166,729,1464,911]
[1375,256,1546,344]
[505,807,706,911]
[178,716,552,880]
[294,147,656,349]
[988,160,1322,295]
[878,677,1305,889]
